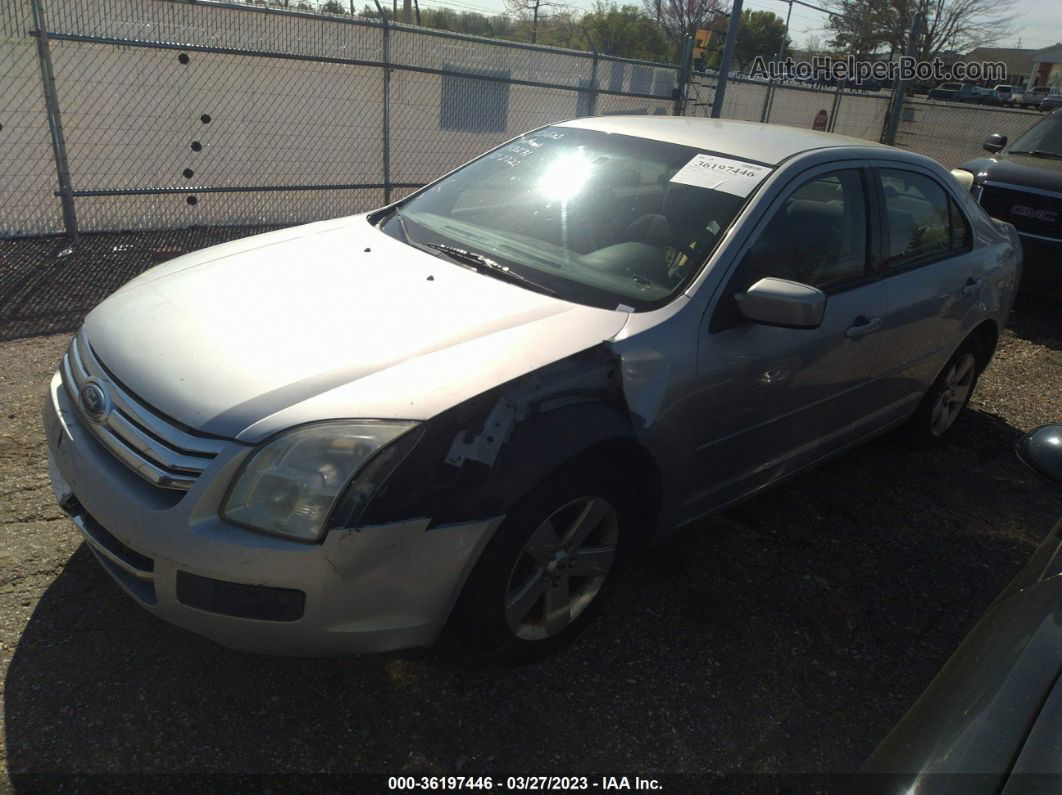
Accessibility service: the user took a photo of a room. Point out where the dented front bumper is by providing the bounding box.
[45,371,502,656]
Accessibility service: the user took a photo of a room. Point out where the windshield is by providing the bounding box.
[1009,114,1062,156]
[385,126,768,310]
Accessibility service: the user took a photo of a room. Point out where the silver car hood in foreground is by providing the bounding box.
[84,216,630,442]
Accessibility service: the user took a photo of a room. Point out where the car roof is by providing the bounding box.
[557,116,891,166]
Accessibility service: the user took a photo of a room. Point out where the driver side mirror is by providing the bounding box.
[1017,424,1062,487]
[736,277,827,329]
[983,133,1007,153]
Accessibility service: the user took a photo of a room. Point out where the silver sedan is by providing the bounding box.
[45,117,1022,660]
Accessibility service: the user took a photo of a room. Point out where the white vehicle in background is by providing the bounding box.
[992,85,1016,105]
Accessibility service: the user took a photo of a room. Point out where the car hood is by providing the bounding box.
[84,216,630,442]
[962,153,1062,191]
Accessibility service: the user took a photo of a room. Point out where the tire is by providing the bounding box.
[904,338,983,448]
[450,457,638,664]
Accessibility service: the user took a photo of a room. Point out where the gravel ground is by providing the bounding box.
[0,233,1060,788]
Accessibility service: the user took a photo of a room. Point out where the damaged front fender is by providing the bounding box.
[353,344,661,534]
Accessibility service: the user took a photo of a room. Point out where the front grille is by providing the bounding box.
[67,505,158,606]
[978,183,1062,241]
[60,332,226,491]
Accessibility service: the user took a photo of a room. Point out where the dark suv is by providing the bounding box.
[956,110,1062,284]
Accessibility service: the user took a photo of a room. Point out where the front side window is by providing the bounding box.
[879,169,967,268]
[734,169,869,292]
[710,168,869,332]
[385,126,768,310]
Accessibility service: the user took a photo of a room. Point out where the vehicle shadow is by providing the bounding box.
[5,409,1059,781]
[1009,289,1062,351]
[1010,248,1062,352]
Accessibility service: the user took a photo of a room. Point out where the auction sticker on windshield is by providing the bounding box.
[670,154,770,197]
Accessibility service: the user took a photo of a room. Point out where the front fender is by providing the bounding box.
[354,348,660,534]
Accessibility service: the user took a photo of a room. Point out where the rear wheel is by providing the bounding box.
[904,339,982,447]
[451,460,637,663]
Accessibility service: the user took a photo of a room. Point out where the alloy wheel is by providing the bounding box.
[504,496,619,641]
[930,352,976,437]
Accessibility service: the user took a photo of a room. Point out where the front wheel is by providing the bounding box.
[904,340,982,447]
[450,460,637,663]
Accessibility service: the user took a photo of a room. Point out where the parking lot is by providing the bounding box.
[1,232,1059,783]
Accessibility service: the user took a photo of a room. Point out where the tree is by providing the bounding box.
[803,34,825,54]
[642,0,726,47]
[583,3,669,61]
[824,0,1016,60]
[505,0,560,44]
[734,9,789,68]
[536,9,586,50]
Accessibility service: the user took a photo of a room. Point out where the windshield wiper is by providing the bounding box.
[423,243,558,297]
[1008,149,1062,159]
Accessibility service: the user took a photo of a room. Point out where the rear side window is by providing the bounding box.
[879,169,969,268]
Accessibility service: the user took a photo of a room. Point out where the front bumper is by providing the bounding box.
[45,370,502,656]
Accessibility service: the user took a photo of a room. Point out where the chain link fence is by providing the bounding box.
[0,0,677,238]
[687,74,891,142]
[1,1,62,236]
[1,0,1050,243]
[892,98,1042,168]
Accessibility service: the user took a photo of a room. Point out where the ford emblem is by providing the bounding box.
[78,381,110,422]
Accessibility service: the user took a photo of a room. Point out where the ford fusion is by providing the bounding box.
[45,117,1021,660]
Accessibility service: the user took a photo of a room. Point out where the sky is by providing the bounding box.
[414,0,1062,52]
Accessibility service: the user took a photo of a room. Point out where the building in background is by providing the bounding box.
[959,46,1036,88]
[1028,43,1062,89]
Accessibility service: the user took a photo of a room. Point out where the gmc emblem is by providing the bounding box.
[1010,204,1059,223]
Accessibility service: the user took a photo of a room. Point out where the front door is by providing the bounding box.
[682,165,889,516]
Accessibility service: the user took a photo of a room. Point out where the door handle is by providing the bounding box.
[845,316,882,338]
[961,277,982,296]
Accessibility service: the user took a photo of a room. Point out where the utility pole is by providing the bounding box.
[710,0,742,117]
[780,0,792,60]
[882,11,923,145]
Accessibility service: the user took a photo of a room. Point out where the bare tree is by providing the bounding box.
[803,33,825,54]
[505,0,559,44]
[641,0,727,47]
[824,0,1016,59]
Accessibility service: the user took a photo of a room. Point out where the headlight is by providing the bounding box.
[222,421,417,541]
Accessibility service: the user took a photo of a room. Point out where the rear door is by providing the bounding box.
[869,164,983,416]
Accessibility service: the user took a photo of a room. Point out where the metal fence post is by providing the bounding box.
[760,80,774,123]
[710,0,742,118]
[373,0,392,204]
[673,35,692,116]
[30,0,79,244]
[882,12,923,145]
[582,28,598,117]
[827,83,842,132]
